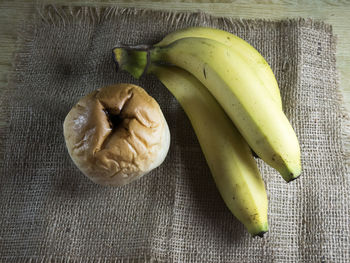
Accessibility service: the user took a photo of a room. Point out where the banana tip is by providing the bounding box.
[287,174,301,183]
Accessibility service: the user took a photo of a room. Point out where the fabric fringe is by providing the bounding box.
[33,4,333,33]
[7,256,163,263]
[16,4,326,32]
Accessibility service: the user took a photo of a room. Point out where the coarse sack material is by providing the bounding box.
[0,5,349,262]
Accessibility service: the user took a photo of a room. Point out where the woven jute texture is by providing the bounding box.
[1,5,350,262]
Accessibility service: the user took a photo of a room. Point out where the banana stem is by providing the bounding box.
[112,44,150,79]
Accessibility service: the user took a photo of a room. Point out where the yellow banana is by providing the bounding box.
[155,26,282,109]
[149,64,268,236]
[112,37,301,182]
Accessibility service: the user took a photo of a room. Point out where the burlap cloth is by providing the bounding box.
[1,5,350,262]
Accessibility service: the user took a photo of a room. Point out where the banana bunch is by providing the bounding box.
[112,27,301,236]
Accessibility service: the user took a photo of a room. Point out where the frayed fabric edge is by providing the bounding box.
[2,255,165,263]
[34,4,334,33]
[331,34,350,185]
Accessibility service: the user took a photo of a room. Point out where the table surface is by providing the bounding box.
[1,0,350,128]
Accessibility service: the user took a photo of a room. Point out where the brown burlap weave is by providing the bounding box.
[1,5,350,262]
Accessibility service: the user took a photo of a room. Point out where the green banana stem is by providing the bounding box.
[112,44,174,78]
[112,44,150,79]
